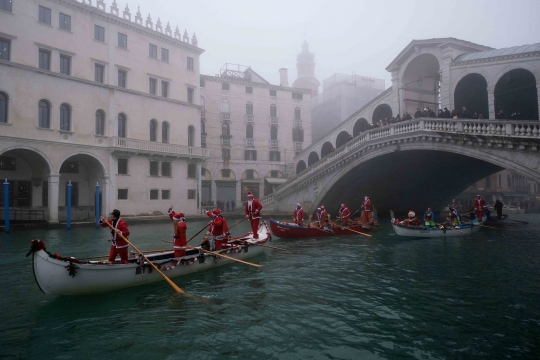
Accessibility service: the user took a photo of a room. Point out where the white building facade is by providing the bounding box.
[0,0,207,222]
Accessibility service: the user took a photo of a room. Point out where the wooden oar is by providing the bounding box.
[227,217,248,231]
[506,218,529,225]
[435,223,488,240]
[162,240,261,268]
[475,223,514,231]
[227,238,291,252]
[328,216,371,237]
[187,221,213,244]
[79,249,171,261]
[103,220,186,295]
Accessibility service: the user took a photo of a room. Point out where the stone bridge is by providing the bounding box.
[261,118,540,215]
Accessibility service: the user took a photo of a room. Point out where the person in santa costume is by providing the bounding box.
[320,205,329,229]
[293,203,304,226]
[245,191,263,239]
[314,207,325,228]
[99,209,130,264]
[338,203,351,226]
[168,206,187,258]
[400,210,420,227]
[362,196,372,224]
[473,194,487,221]
[205,208,229,250]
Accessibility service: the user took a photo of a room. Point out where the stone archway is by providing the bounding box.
[321,141,334,158]
[353,118,369,136]
[372,104,392,124]
[335,131,351,149]
[308,151,320,166]
[401,53,440,115]
[296,160,307,174]
[454,73,489,118]
[494,68,539,120]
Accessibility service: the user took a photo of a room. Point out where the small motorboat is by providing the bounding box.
[269,218,372,239]
[29,222,271,296]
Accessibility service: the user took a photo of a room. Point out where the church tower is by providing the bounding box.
[292,40,321,96]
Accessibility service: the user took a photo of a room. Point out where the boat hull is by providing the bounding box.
[390,214,486,238]
[32,223,271,296]
[269,218,372,239]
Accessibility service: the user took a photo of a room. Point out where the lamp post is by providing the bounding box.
[66,181,72,230]
[3,179,10,234]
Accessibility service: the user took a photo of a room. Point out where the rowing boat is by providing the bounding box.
[29,222,271,295]
[269,218,372,239]
[390,210,486,238]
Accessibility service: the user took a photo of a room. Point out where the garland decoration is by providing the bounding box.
[65,261,79,278]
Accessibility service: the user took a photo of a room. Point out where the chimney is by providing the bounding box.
[279,68,289,87]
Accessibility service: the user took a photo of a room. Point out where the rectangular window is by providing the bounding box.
[222,83,229,90]
[118,33,127,49]
[118,69,127,88]
[161,48,169,62]
[162,190,170,200]
[149,161,159,176]
[222,149,230,160]
[149,44,157,59]
[188,189,196,200]
[200,79,205,87]
[118,158,128,175]
[39,49,51,70]
[0,38,10,61]
[150,189,159,200]
[39,6,51,25]
[162,161,171,177]
[64,181,79,206]
[118,188,128,200]
[94,25,105,42]
[0,156,16,170]
[60,55,71,75]
[292,92,303,100]
[222,169,231,178]
[162,81,169,98]
[187,57,194,70]
[245,150,257,161]
[246,86,253,94]
[270,89,277,96]
[187,88,194,104]
[59,13,71,31]
[148,77,157,95]
[0,0,13,12]
[95,64,104,83]
[269,151,281,162]
[42,181,48,206]
[187,164,196,178]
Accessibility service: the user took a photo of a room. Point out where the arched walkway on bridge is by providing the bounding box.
[321,141,334,158]
[495,69,539,120]
[308,152,320,166]
[372,104,392,124]
[402,53,440,115]
[296,160,307,174]
[454,73,489,118]
[353,118,369,137]
[335,131,351,149]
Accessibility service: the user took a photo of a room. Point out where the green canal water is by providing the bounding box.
[1,216,540,359]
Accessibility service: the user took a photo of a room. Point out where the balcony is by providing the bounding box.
[246,138,255,147]
[270,140,279,148]
[294,119,302,127]
[110,137,209,159]
[221,136,231,146]
[221,112,231,121]
[245,114,254,122]
[294,142,303,151]
[270,117,278,125]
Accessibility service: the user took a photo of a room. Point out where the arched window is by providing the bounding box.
[270,104,277,118]
[292,128,304,142]
[162,121,169,143]
[221,99,230,113]
[188,125,195,146]
[60,103,71,131]
[118,113,127,138]
[150,119,157,142]
[39,100,51,128]
[294,107,301,120]
[270,126,278,141]
[246,124,254,139]
[0,92,8,123]
[222,122,230,136]
[246,102,253,115]
[95,109,105,135]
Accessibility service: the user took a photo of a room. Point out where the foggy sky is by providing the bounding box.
[123,0,540,89]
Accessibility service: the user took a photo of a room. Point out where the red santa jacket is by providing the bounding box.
[474,198,486,210]
[245,199,263,219]
[293,208,304,223]
[100,218,129,248]
[206,211,229,236]
[169,211,187,249]
[362,198,372,212]
[339,207,351,220]
[314,210,326,225]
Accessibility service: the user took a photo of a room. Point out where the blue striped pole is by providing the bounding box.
[3,179,9,234]
[95,182,100,227]
[67,181,72,230]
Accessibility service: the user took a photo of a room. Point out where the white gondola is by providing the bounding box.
[30,222,271,295]
[390,210,485,238]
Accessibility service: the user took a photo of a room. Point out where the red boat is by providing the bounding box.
[269,218,373,239]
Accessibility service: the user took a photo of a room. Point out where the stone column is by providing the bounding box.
[537,82,540,120]
[488,86,496,120]
[440,50,453,110]
[259,180,265,202]
[48,174,60,223]
[197,162,202,211]
[211,180,217,204]
[103,176,111,216]
[236,180,242,211]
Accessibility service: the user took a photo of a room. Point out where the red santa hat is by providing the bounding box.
[296,203,301,207]
[476,194,481,197]
[213,209,221,215]
[341,203,346,207]
[172,212,185,220]
[320,205,325,209]
[247,191,253,197]
[317,207,321,211]
[452,203,457,207]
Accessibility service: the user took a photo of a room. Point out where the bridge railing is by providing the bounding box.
[261,118,540,204]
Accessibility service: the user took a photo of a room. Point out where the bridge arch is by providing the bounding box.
[308,151,320,166]
[296,160,307,174]
[353,118,370,136]
[320,141,334,158]
[401,53,441,115]
[335,131,351,149]
[494,68,539,120]
[454,73,489,118]
[372,104,393,124]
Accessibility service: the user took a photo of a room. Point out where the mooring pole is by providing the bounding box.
[95,182,100,227]
[66,181,72,230]
[3,179,10,234]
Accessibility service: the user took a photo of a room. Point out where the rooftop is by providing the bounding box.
[454,43,540,62]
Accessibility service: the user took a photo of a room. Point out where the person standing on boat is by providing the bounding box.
[338,203,351,226]
[473,194,487,220]
[99,209,130,264]
[205,209,229,250]
[293,203,304,226]
[320,206,330,229]
[494,199,504,219]
[361,196,372,224]
[245,191,263,239]
[314,207,325,228]
[168,207,187,258]
[423,207,436,227]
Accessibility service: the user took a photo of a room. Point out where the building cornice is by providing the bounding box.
[201,75,311,94]
[451,51,540,67]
